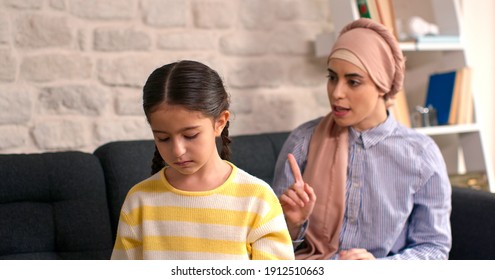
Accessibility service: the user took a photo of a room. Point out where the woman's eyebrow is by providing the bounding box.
[327,68,364,79]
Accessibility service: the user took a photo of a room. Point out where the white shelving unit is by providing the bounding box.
[316,0,494,191]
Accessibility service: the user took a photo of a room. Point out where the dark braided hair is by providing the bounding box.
[143,60,231,175]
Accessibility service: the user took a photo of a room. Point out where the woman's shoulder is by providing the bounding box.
[390,124,444,165]
[291,117,323,137]
[393,124,437,147]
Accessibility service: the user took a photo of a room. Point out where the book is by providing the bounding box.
[356,0,399,39]
[374,0,399,39]
[356,0,372,19]
[424,67,472,126]
[457,67,474,124]
[424,70,457,125]
[447,68,464,125]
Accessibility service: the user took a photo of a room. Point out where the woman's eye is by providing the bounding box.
[327,73,337,81]
[157,137,170,142]
[349,79,361,87]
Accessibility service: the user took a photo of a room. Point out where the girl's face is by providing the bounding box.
[148,103,228,177]
[327,58,387,131]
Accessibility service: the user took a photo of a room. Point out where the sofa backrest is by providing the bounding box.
[94,140,155,236]
[0,152,113,259]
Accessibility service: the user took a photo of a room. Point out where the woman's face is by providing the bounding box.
[148,103,227,177]
[327,58,387,131]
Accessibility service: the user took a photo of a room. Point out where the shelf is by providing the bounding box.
[399,41,464,51]
[414,123,480,136]
[315,34,464,57]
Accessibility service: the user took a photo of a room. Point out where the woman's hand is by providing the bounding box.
[338,249,376,260]
[279,153,316,239]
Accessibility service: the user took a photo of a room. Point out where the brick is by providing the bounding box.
[142,0,186,28]
[229,89,254,114]
[227,60,284,88]
[0,49,16,82]
[219,32,269,56]
[157,31,216,51]
[32,119,89,150]
[94,27,151,51]
[20,54,92,82]
[97,56,161,87]
[0,126,28,150]
[4,0,43,9]
[49,0,66,10]
[14,14,72,49]
[192,0,235,29]
[0,85,33,125]
[69,0,134,20]
[0,13,10,44]
[274,0,328,21]
[239,0,276,30]
[39,85,110,116]
[95,118,151,143]
[289,59,327,87]
[114,88,143,116]
[269,24,315,55]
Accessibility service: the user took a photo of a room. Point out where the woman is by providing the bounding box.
[272,18,452,260]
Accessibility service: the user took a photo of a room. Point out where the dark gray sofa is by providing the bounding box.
[1,131,494,259]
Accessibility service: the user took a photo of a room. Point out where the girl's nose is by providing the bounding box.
[172,139,186,158]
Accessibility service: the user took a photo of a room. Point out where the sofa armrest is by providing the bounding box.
[449,186,495,259]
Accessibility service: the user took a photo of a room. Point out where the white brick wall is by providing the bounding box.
[0,0,332,153]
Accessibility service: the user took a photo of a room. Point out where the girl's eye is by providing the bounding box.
[184,133,198,140]
[157,137,170,142]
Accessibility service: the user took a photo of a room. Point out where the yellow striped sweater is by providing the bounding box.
[111,162,294,260]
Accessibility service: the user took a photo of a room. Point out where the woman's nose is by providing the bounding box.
[328,81,345,100]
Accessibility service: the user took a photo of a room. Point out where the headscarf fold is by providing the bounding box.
[295,18,405,260]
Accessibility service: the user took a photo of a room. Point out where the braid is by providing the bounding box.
[151,145,166,175]
[219,120,231,161]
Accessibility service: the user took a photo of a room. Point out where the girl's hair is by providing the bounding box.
[143,60,231,175]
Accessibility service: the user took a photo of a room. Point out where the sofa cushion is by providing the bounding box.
[0,152,113,259]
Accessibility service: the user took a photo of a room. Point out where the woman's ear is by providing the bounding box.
[214,110,230,136]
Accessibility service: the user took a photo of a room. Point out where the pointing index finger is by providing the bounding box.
[287,153,304,185]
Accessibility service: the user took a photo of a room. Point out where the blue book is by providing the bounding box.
[424,70,457,125]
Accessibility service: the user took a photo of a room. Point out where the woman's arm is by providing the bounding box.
[384,142,452,260]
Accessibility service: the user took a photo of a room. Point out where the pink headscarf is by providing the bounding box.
[329,18,405,99]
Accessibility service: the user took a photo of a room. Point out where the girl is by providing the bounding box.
[273,18,452,260]
[111,60,294,260]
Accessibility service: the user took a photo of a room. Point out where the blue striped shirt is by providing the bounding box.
[272,114,452,259]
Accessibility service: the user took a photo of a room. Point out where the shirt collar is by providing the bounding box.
[348,112,398,149]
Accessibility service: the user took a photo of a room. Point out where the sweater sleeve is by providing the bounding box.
[111,208,143,260]
[248,190,295,260]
